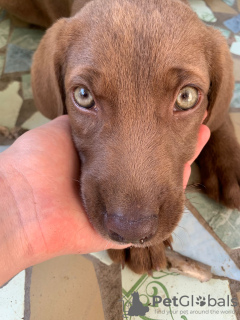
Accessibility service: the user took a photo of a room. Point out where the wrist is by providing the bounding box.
[0,157,44,285]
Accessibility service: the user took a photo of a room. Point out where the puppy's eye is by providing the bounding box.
[73,87,95,109]
[175,86,199,110]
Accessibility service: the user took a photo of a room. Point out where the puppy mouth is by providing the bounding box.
[107,229,154,245]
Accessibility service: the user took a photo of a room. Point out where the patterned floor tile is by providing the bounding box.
[9,28,44,51]
[186,193,240,249]
[121,268,237,320]
[0,19,10,49]
[224,14,240,32]
[4,44,33,73]
[15,99,36,127]
[21,111,49,130]
[0,81,22,127]
[189,0,217,22]
[205,0,237,15]
[231,83,240,109]
[173,209,240,279]
[230,41,240,54]
[0,271,25,320]
[223,0,236,6]
[21,74,32,99]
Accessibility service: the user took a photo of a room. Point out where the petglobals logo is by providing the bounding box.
[152,294,239,308]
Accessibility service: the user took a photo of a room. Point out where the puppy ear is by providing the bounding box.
[31,18,68,119]
[204,28,234,131]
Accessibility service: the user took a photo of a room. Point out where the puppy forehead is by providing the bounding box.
[67,0,209,85]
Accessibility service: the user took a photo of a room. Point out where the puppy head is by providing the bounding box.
[32,0,234,246]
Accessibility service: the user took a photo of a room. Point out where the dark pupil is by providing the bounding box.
[80,88,89,99]
[181,91,189,101]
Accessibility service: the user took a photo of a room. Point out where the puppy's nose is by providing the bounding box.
[105,213,158,244]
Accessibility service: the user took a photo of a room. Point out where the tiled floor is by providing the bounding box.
[30,255,104,320]
[0,0,240,320]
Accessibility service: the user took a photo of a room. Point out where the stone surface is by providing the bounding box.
[0,19,10,49]
[122,268,237,320]
[205,0,237,14]
[231,41,240,55]
[0,81,22,127]
[9,28,44,50]
[0,271,25,320]
[189,0,217,22]
[21,74,33,99]
[21,111,49,130]
[231,83,240,109]
[186,193,240,249]
[224,14,240,33]
[4,44,33,73]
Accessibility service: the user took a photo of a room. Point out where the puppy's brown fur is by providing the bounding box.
[2,0,239,274]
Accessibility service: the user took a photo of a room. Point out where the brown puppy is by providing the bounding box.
[2,0,239,274]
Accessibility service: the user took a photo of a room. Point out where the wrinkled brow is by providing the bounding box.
[166,67,210,93]
[66,66,103,89]
[65,65,117,101]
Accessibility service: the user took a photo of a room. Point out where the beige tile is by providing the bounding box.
[21,74,33,100]
[30,255,104,320]
[0,81,22,128]
[230,113,240,143]
[233,58,240,82]
[0,19,10,49]
[21,111,49,130]
[237,291,240,306]
[205,0,237,14]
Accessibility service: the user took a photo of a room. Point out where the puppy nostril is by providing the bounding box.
[108,230,126,243]
[105,213,158,243]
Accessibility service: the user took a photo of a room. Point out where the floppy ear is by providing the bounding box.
[204,28,235,132]
[31,18,68,119]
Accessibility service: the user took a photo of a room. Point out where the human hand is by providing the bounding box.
[0,116,129,285]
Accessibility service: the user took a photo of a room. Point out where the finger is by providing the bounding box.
[188,124,210,166]
[183,124,210,189]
